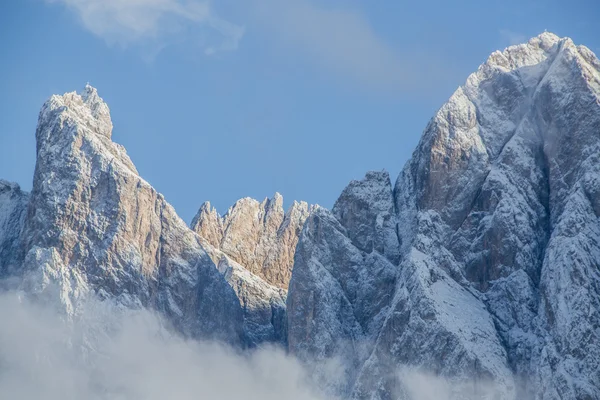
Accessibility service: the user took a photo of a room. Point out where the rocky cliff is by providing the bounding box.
[191,195,312,346]
[287,32,600,399]
[0,84,312,348]
[9,85,244,343]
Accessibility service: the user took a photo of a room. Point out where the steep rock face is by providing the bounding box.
[191,195,312,346]
[287,172,399,395]
[18,85,243,343]
[288,33,600,399]
[397,32,600,399]
[215,251,287,346]
[192,194,312,289]
[0,180,29,277]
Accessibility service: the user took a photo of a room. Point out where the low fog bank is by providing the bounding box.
[0,289,523,400]
[0,291,329,400]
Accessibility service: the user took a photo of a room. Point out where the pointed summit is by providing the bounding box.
[191,201,224,248]
[288,32,600,399]
[21,84,244,343]
[39,84,113,142]
[191,193,313,289]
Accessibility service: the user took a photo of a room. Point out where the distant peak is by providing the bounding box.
[265,192,284,210]
[364,170,391,182]
[0,180,22,193]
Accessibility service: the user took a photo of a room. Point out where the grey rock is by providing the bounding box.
[0,180,29,277]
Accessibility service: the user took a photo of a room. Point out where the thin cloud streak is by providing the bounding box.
[46,0,244,55]
[251,0,458,94]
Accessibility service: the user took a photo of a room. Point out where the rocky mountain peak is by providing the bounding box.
[332,170,400,264]
[18,85,244,343]
[288,33,600,399]
[191,201,223,248]
[191,193,313,289]
[1,32,599,400]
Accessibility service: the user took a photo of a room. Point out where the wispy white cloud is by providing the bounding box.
[46,0,244,55]
[0,287,527,399]
[47,0,457,92]
[251,0,455,94]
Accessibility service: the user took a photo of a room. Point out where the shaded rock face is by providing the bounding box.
[15,85,244,344]
[191,195,313,346]
[0,181,29,277]
[287,33,600,399]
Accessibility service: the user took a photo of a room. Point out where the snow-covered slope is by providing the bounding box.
[287,32,600,399]
[0,84,312,348]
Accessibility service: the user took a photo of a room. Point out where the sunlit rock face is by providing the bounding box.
[288,32,600,400]
[192,194,312,289]
[191,194,313,346]
[14,85,244,344]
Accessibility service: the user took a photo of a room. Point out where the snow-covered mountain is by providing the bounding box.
[287,32,600,399]
[0,31,599,400]
[0,83,313,348]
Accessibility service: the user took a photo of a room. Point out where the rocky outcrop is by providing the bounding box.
[287,172,399,395]
[192,194,312,289]
[0,180,28,277]
[191,194,313,346]
[16,85,244,343]
[287,32,600,399]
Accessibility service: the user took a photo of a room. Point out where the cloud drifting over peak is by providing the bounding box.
[46,0,244,54]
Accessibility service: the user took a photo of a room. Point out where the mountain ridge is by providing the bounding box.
[288,31,600,399]
[0,31,599,400]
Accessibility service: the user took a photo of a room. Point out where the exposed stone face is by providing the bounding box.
[287,33,600,399]
[17,85,244,344]
[333,171,400,264]
[191,194,313,346]
[191,202,223,249]
[287,174,399,396]
[0,180,29,277]
[191,194,312,290]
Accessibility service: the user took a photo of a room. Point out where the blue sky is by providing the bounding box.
[1,0,599,222]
